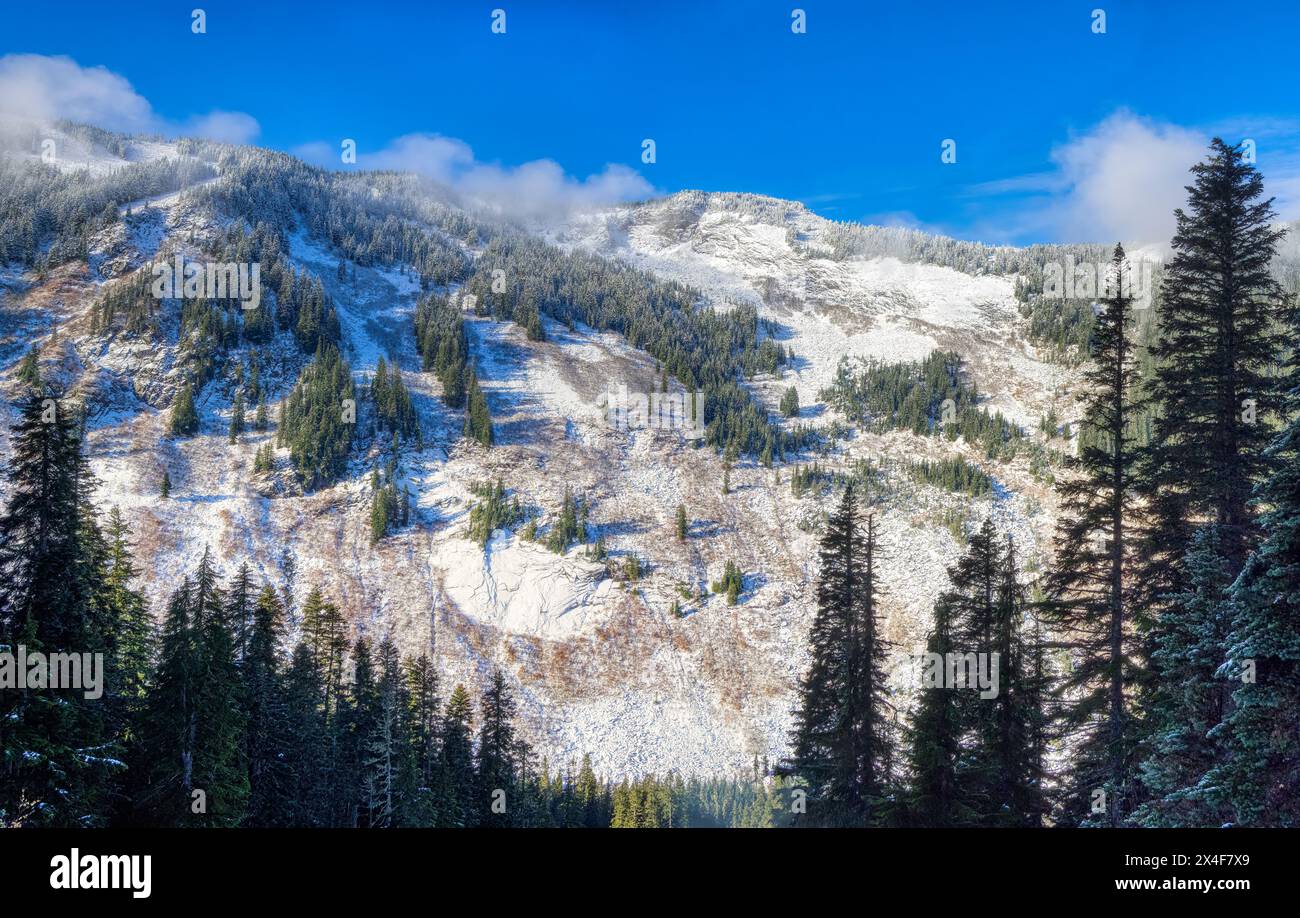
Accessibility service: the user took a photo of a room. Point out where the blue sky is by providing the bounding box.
[4,0,1300,245]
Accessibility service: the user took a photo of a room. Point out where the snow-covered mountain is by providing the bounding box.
[1,123,1096,778]
[551,190,1082,432]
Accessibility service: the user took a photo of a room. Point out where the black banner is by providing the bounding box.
[0,828,1279,905]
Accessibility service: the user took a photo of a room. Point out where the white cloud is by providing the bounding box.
[1048,111,1206,246]
[183,110,261,145]
[0,54,641,221]
[0,53,260,144]
[365,133,477,182]
[0,54,154,131]
[969,111,1300,246]
[299,132,654,221]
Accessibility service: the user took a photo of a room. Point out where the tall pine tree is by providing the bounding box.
[1043,245,1143,826]
[1201,305,1300,826]
[787,485,894,824]
[1136,139,1293,823]
[0,394,116,826]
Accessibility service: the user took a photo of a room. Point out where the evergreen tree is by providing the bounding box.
[369,471,398,546]
[242,586,291,827]
[1207,337,1300,824]
[282,642,329,827]
[545,486,582,553]
[415,293,468,408]
[405,652,442,825]
[160,469,171,498]
[169,382,199,436]
[0,395,92,647]
[338,637,377,827]
[676,503,688,541]
[103,509,151,826]
[1136,139,1293,822]
[1134,525,1235,826]
[939,521,1017,824]
[1020,605,1050,828]
[362,636,417,827]
[370,357,420,440]
[130,582,195,825]
[0,393,116,826]
[228,390,245,444]
[904,598,973,826]
[299,587,348,718]
[463,367,493,447]
[439,684,476,827]
[475,669,519,827]
[134,550,248,827]
[1043,245,1143,826]
[225,562,254,662]
[787,485,894,824]
[15,345,41,389]
[1141,139,1291,574]
[984,536,1041,825]
[525,308,545,341]
[780,385,800,418]
[574,753,605,828]
[278,343,355,489]
[102,507,152,741]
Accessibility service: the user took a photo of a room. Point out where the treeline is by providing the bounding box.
[816,216,1109,277]
[1013,256,1165,366]
[13,125,817,477]
[189,144,800,459]
[132,221,350,496]
[789,458,882,501]
[822,351,1023,459]
[451,232,801,459]
[120,556,597,829]
[0,140,214,268]
[368,357,419,441]
[610,772,791,828]
[192,151,472,286]
[905,520,1047,825]
[201,144,804,460]
[1044,142,1299,828]
[1014,286,1094,363]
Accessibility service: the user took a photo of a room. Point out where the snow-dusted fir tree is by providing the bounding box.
[1043,245,1142,826]
[1205,309,1300,826]
[1136,139,1294,824]
[788,485,894,824]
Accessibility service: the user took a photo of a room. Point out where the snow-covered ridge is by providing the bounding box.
[550,190,1075,432]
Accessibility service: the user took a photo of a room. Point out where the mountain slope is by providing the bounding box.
[1,125,1088,777]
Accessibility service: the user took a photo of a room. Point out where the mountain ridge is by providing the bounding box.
[1,121,1106,777]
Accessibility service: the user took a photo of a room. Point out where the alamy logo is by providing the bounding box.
[597,385,705,439]
[151,253,262,310]
[50,849,151,898]
[1042,256,1154,303]
[0,644,104,699]
[920,651,1000,699]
